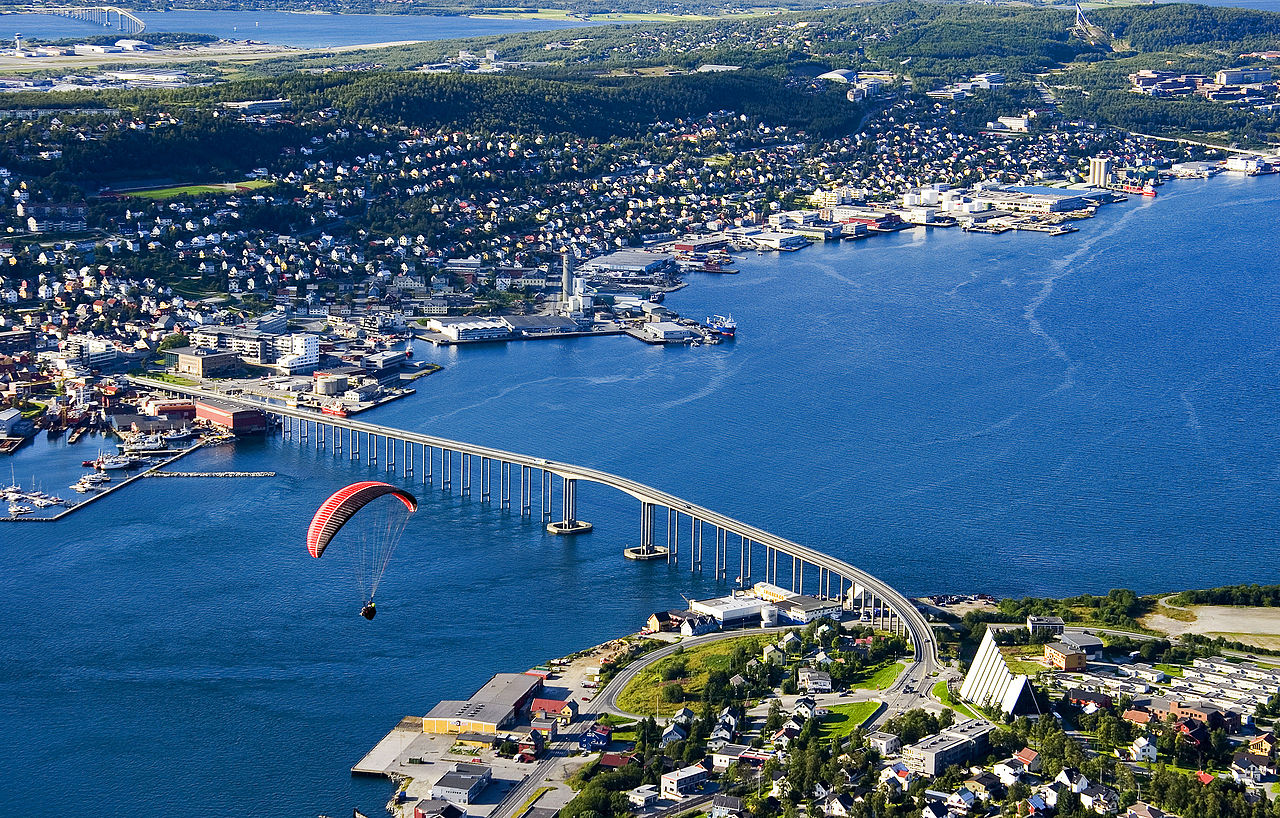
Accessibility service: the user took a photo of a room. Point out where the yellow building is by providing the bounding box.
[1044,642,1086,671]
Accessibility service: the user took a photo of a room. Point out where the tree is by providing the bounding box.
[157,331,189,351]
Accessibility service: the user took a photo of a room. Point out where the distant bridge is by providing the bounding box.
[28,6,146,35]
[135,377,939,677]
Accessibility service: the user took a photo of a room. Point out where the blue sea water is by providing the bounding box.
[2,175,1279,816]
[0,10,593,49]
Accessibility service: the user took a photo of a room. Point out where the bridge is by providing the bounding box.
[137,377,939,675]
[32,6,146,35]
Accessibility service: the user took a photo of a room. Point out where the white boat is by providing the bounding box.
[82,472,110,485]
[125,433,165,451]
[8,502,33,515]
[162,427,196,442]
[96,454,137,471]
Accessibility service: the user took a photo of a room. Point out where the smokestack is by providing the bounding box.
[561,253,572,299]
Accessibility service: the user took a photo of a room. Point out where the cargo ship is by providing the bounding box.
[705,314,737,337]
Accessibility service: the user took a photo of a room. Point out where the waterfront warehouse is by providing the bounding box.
[422,672,543,734]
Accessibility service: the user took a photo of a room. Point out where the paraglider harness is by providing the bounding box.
[360,602,377,620]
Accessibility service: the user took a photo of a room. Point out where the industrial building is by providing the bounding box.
[690,595,770,626]
[579,250,674,279]
[902,720,995,776]
[423,672,543,734]
[429,763,492,804]
[194,398,268,434]
[640,322,696,344]
[775,594,843,624]
[426,317,512,342]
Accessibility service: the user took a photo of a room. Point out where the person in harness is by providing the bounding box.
[360,602,376,620]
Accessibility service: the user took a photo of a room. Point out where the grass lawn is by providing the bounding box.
[848,662,906,690]
[615,633,774,717]
[123,179,272,199]
[1154,663,1185,677]
[931,679,981,721]
[1000,646,1047,676]
[139,372,199,387]
[817,701,880,740]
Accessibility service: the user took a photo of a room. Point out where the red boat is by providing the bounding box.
[321,404,349,418]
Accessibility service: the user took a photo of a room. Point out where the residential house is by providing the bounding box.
[1079,784,1119,814]
[965,772,1003,802]
[711,795,744,818]
[672,707,696,726]
[867,731,901,756]
[1126,736,1156,763]
[993,758,1027,787]
[1014,747,1041,773]
[1055,769,1090,794]
[1231,752,1273,784]
[800,668,833,693]
[529,698,576,724]
[578,725,611,751]
[793,696,818,720]
[628,785,660,809]
[823,793,854,818]
[947,787,977,813]
[659,722,687,747]
[661,763,709,799]
[1126,803,1168,818]
[1251,733,1277,757]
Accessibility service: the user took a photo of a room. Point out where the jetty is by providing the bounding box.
[143,470,275,478]
[2,441,209,522]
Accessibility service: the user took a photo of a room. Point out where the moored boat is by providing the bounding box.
[705,314,737,337]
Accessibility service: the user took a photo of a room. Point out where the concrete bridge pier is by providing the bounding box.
[520,466,531,516]
[639,502,655,549]
[499,462,511,510]
[668,509,678,564]
[547,476,592,535]
[461,453,472,497]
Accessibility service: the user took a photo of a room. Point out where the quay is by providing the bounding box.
[2,441,208,522]
[414,327,625,347]
[131,375,938,672]
[143,470,275,478]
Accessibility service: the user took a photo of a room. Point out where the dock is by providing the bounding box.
[143,470,275,478]
[351,718,423,775]
[2,441,209,522]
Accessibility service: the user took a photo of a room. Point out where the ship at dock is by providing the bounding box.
[705,314,737,337]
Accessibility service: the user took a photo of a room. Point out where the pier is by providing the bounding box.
[132,376,938,667]
[143,470,276,478]
[3,441,207,522]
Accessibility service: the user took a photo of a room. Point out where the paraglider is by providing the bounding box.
[307,481,417,619]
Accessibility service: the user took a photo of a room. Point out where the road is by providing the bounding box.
[139,377,940,684]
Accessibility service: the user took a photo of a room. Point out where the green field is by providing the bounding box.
[1154,663,1186,678]
[615,634,774,717]
[816,701,880,740]
[122,180,272,199]
[931,680,981,721]
[848,662,906,690]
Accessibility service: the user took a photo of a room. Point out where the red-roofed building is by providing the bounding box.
[1122,709,1153,726]
[1014,747,1041,772]
[530,698,577,724]
[599,753,638,770]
